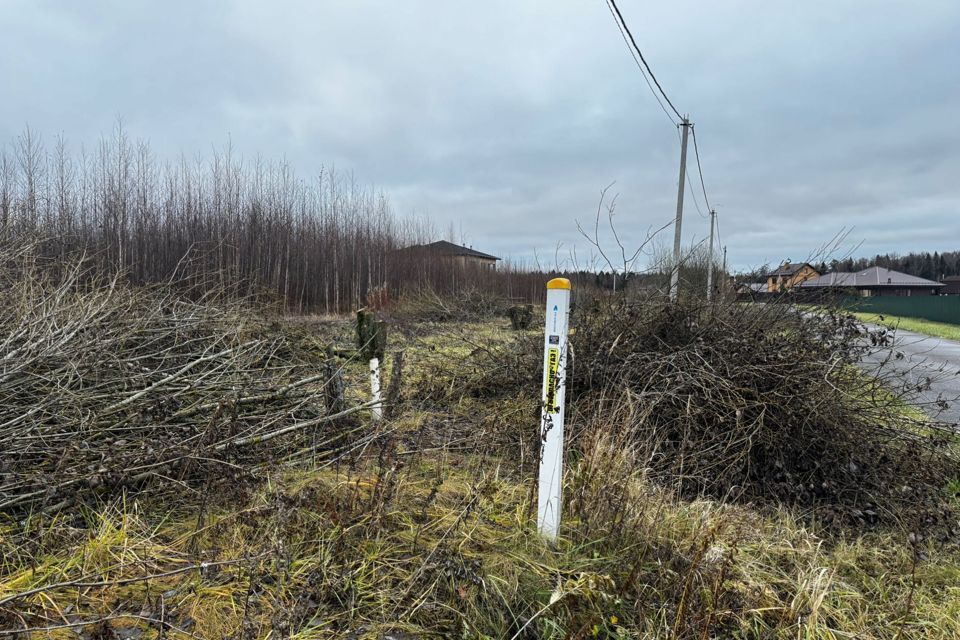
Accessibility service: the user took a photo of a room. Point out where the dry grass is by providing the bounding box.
[2,249,960,637]
[2,444,958,638]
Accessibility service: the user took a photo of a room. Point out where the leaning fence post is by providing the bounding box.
[356,309,387,361]
[324,345,346,416]
[385,350,404,419]
[538,277,571,541]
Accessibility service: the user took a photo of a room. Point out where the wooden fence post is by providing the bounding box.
[324,345,346,415]
[385,350,404,419]
[357,309,387,361]
[508,304,534,330]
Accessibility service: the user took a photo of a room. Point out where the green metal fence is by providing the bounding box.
[842,295,960,325]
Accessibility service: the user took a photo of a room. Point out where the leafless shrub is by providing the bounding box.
[419,289,960,534]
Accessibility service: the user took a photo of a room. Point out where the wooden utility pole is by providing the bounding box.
[669,117,691,302]
[706,209,716,301]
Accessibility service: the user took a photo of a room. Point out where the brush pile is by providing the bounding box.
[422,293,960,534]
[388,286,509,322]
[0,241,366,516]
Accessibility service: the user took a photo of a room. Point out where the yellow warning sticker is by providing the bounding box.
[545,347,560,412]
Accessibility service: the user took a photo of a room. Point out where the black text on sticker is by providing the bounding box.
[545,347,560,412]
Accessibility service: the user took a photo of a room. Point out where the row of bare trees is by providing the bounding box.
[0,125,552,312]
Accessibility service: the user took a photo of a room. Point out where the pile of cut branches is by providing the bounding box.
[389,286,510,323]
[420,293,960,534]
[0,241,370,515]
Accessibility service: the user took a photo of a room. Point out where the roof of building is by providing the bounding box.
[941,275,960,282]
[397,240,500,261]
[737,282,767,293]
[764,262,816,278]
[800,266,944,289]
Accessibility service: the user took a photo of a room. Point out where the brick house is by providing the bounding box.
[764,262,820,293]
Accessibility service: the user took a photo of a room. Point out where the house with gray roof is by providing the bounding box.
[799,266,943,296]
[394,240,500,270]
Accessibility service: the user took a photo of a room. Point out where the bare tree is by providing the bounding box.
[576,183,672,292]
[1,127,567,312]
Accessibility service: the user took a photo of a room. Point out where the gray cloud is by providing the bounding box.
[1,0,958,271]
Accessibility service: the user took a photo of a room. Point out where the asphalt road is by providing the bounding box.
[860,325,960,427]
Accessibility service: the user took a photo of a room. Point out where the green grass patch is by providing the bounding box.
[851,312,960,342]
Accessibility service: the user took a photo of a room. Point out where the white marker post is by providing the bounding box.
[369,357,383,421]
[538,277,571,541]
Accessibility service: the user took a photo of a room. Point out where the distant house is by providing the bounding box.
[764,262,820,293]
[799,266,943,297]
[394,240,500,270]
[735,282,767,295]
[941,276,960,295]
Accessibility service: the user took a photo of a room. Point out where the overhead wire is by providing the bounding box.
[604,0,711,204]
[603,0,678,127]
[686,170,707,219]
[690,125,712,213]
[605,0,684,121]
[602,0,726,267]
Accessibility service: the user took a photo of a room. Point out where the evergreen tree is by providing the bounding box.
[830,250,960,280]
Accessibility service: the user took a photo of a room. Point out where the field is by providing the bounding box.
[2,252,960,639]
[3,424,959,639]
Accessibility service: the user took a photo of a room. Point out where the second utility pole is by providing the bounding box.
[706,209,716,301]
[669,117,691,302]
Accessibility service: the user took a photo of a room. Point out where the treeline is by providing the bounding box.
[0,126,547,312]
[815,251,960,281]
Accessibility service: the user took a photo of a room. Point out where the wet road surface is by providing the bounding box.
[860,325,960,427]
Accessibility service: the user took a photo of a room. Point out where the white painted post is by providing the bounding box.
[538,277,571,541]
[369,357,383,421]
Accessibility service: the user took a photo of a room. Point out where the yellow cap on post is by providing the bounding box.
[546,277,571,290]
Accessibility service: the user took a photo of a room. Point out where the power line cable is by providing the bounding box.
[686,170,706,219]
[603,0,714,212]
[690,125,712,213]
[603,0,678,127]
[605,0,684,121]
[602,0,723,261]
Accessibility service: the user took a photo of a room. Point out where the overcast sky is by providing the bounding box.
[2,0,958,272]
